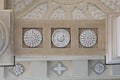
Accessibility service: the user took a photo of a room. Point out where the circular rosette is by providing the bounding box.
[0,22,9,55]
[94,63,105,74]
[23,29,42,48]
[80,29,97,47]
[52,29,70,48]
[13,64,24,76]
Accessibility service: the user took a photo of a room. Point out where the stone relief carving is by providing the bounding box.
[0,22,9,55]
[50,7,65,20]
[52,29,70,48]
[91,62,106,75]
[11,64,25,76]
[110,0,120,6]
[72,8,87,20]
[88,3,106,19]
[80,29,97,48]
[52,62,67,76]
[23,29,42,48]
[3,0,120,80]
[13,0,33,12]
[100,0,120,12]
[23,3,48,19]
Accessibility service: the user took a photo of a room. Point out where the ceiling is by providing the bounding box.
[10,0,120,20]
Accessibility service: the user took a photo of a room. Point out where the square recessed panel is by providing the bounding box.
[79,28,98,48]
[51,28,71,48]
[22,28,43,48]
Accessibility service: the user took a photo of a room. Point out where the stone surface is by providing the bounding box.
[52,29,70,48]
[0,10,14,66]
[52,62,67,76]
[31,61,47,79]
[23,2,48,19]
[0,0,5,10]
[23,29,42,48]
[72,60,88,77]
[1,0,120,80]
[72,8,87,19]
[50,7,65,20]
[80,29,97,48]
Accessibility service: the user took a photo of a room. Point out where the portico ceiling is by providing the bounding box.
[10,0,120,20]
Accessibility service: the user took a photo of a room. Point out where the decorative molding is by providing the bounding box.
[15,56,104,61]
[72,8,87,20]
[106,15,120,64]
[50,7,65,20]
[88,3,106,19]
[22,2,48,19]
[14,20,105,56]
[99,0,120,12]
[52,0,83,5]
[12,0,33,12]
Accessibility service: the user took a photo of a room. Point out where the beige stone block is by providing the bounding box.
[0,10,14,66]
[14,20,105,56]
[0,0,6,10]
[31,61,47,79]
[72,60,88,77]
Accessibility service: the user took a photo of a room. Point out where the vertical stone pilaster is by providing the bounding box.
[0,0,6,10]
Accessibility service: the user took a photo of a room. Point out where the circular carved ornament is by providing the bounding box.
[13,64,24,76]
[52,29,70,48]
[0,22,9,55]
[23,29,42,48]
[80,29,97,48]
[94,63,105,74]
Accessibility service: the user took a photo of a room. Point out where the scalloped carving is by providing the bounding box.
[13,0,33,12]
[50,7,65,20]
[23,3,48,19]
[72,8,87,19]
[100,0,120,12]
[88,3,106,19]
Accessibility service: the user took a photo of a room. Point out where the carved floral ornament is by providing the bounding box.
[12,64,25,76]
[23,29,42,48]
[80,29,97,48]
[23,28,97,48]
[52,62,67,76]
